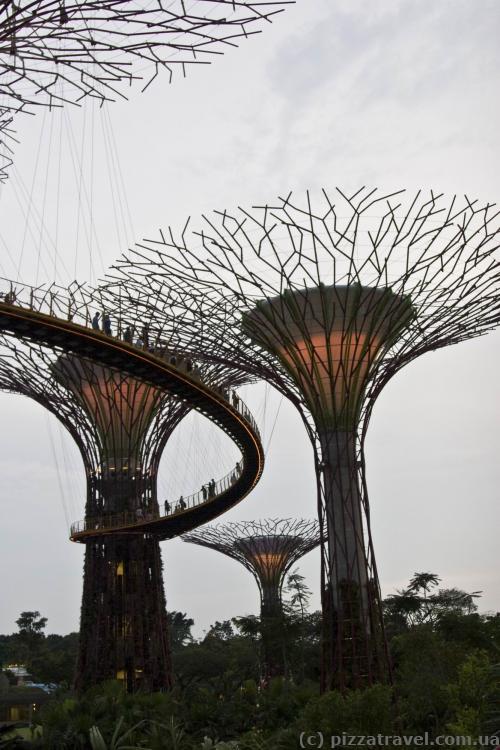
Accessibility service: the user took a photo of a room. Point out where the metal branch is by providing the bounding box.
[0,1,292,114]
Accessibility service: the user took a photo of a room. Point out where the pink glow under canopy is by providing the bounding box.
[52,355,165,468]
[243,284,414,427]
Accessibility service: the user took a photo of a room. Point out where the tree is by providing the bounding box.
[383,574,481,632]
[167,612,194,650]
[232,616,260,639]
[408,572,441,598]
[285,570,311,620]
[16,611,47,637]
[14,610,47,668]
[204,621,236,642]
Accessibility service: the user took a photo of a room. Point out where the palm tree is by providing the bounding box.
[407,572,441,599]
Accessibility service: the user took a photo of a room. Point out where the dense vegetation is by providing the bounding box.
[0,573,499,749]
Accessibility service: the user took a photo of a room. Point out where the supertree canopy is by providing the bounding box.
[104,186,500,690]
[0,1,291,113]
[183,518,320,678]
[0,277,255,691]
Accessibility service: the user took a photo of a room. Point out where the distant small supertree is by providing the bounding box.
[106,186,500,691]
[183,518,320,679]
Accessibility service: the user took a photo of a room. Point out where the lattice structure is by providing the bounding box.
[104,187,500,690]
[183,518,320,678]
[0,1,291,113]
[0,277,251,692]
[0,107,15,182]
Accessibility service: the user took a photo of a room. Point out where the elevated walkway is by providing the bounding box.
[0,281,263,542]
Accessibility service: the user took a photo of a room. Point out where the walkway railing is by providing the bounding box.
[70,461,243,537]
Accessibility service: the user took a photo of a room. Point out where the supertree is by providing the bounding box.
[0,1,291,114]
[183,518,320,679]
[104,187,500,690]
[0,278,257,692]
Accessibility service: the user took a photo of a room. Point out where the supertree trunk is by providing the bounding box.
[317,431,388,691]
[77,535,172,693]
[260,586,286,681]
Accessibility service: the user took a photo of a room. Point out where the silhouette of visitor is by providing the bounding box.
[103,313,112,336]
[164,499,171,515]
[178,495,186,510]
[92,312,100,330]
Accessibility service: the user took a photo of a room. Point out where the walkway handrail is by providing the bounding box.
[70,461,244,537]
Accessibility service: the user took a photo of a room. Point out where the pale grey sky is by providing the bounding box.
[0,0,499,637]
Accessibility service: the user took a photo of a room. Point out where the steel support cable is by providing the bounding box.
[46,410,71,529]
[35,101,56,286]
[74,100,87,280]
[61,106,105,282]
[17,108,47,281]
[6,157,73,281]
[103,105,136,244]
[56,416,83,524]
[99,106,126,261]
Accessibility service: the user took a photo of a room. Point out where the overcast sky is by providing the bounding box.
[0,0,499,638]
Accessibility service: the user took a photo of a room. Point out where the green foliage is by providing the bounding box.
[168,612,194,650]
[1,572,498,749]
[482,663,500,736]
[384,573,482,635]
[293,684,393,737]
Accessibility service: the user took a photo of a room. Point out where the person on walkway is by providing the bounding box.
[164,499,171,515]
[208,479,215,498]
[124,325,134,343]
[92,312,100,330]
[142,324,149,349]
[178,495,186,510]
[232,392,240,409]
[202,485,208,501]
[103,313,112,336]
